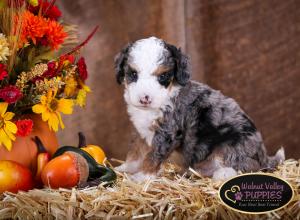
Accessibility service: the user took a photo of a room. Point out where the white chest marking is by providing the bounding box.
[127,106,162,146]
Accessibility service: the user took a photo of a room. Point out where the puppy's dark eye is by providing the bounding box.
[126,70,138,83]
[158,72,173,87]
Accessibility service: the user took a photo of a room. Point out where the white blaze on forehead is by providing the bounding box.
[129,37,165,75]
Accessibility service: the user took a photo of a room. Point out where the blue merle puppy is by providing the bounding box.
[114,37,285,182]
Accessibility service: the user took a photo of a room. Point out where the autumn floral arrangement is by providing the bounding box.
[0,0,94,151]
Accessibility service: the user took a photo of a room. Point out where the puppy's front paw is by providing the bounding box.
[114,164,127,172]
[114,161,140,174]
[212,167,237,181]
[130,172,156,183]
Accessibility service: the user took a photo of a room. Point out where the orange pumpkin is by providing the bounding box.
[0,114,58,172]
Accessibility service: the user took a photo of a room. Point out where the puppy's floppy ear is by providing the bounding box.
[114,43,132,84]
[166,43,191,86]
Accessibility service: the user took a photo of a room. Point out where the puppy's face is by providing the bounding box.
[115,37,190,110]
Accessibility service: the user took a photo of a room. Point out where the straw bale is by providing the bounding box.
[0,160,299,219]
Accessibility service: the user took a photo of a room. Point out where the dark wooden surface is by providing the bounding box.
[57,0,300,160]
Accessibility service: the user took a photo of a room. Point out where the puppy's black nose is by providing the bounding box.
[140,95,152,105]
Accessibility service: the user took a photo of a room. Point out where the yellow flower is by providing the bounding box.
[82,84,91,93]
[76,83,91,107]
[64,77,78,97]
[27,0,39,6]
[32,90,74,132]
[0,103,17,151]
[0,34,10,62]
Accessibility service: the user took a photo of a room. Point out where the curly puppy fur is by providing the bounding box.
[114,37,284,182]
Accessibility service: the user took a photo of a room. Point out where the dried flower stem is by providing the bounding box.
[0,1,26,73]
[16,63,48,91]
[64,25,99,56]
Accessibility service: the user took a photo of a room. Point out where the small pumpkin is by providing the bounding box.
[41,139,116,189]
[78,132,106,165]
[0,114,58,171]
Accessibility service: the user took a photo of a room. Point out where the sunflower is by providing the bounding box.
[0,103,17,151]
[32,90,73,131]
